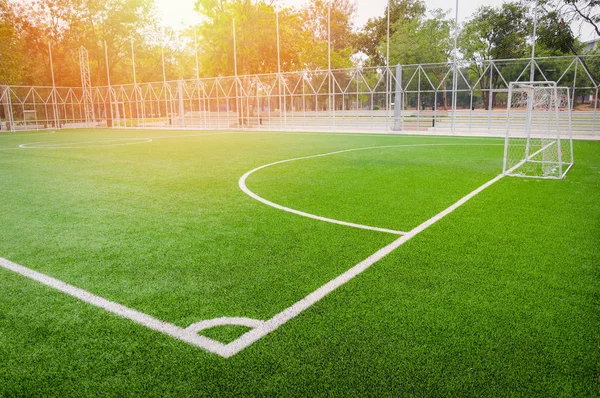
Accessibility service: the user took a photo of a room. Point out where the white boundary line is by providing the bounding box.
[11,130,505,151]
[224,173,505,357]
[0,130,56,138]
[0,258,232,357]
[0,173,503,358]
[0,140,505,358]
[19,138,153,149]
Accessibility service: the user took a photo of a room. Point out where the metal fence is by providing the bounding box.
[1,55,598,138]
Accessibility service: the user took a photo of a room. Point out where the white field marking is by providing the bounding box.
[239,143,502,235]
[222,172,505,357]
[19,138,152,149]
[0,130,56,138]
[0,141,505,358]
[0,258,234,357]
[13,131,254,150]
[503,140,558,177]
[14,129,504,150]
[0,172,504,358]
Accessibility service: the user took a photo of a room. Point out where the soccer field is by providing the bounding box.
[0,129,598,396]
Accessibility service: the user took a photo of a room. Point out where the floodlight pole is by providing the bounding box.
[524,2,539,159]
[276,13,281,76]
[131,38,141,125]
[48,42,56,87]
[386,0,390,68]
[161,34,172,126]
[328,5,332,128]
[194,27,206,128]
[233,18,241,128]
[194,28,200,82]
[48,42,60,129]
[233,19,238,78]
[131,39,137,87]
[386,0,391,132]
[276,11,284,128]
[104,41,111,88]
[104,40,114,128]
[328,5,331,75]
[530,0,538,82]
[161,46,167,85]
[451,0,459,135]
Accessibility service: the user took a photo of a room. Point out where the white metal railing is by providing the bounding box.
[1,55,598,138]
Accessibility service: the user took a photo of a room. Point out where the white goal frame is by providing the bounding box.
[503,81,574,179]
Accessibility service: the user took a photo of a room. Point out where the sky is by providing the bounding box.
[156,0,505,30]
[156,0,597,41]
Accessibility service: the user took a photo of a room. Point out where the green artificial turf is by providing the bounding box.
[0,129,598,397]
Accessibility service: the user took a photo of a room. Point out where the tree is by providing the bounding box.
[9,0,159,87]
[544,0,600,36]
[534,2,599,85]
[389,9,453,65]
[536,10,580,55]
[302,0,356,55]
[389,9,454,109]
[355,0,426,66]
[459,3,532,109]
[194,0,314,76]
[0,0,24,85]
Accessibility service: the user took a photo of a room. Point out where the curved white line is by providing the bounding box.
[239,143,498,235]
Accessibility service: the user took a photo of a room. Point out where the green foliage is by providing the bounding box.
[0,2,23,85]
[9,0,159,86]
[0,0,596,88]
[460,3,531,63]
[459,3,532,109]
[536,9,581,55]
[389,8,454,65]
[192,0,355,76]
[355,0,426,66]
[301,0,356,69]
[194,0,305,76]
[387,9,454,109]
[541,0,600,37]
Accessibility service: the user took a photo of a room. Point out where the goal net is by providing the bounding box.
[503,81,574,179]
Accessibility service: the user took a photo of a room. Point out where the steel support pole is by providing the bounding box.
[393,64,402,131]
[49,43,60,129]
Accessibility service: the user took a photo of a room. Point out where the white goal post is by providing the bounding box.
[503,81,574,179]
